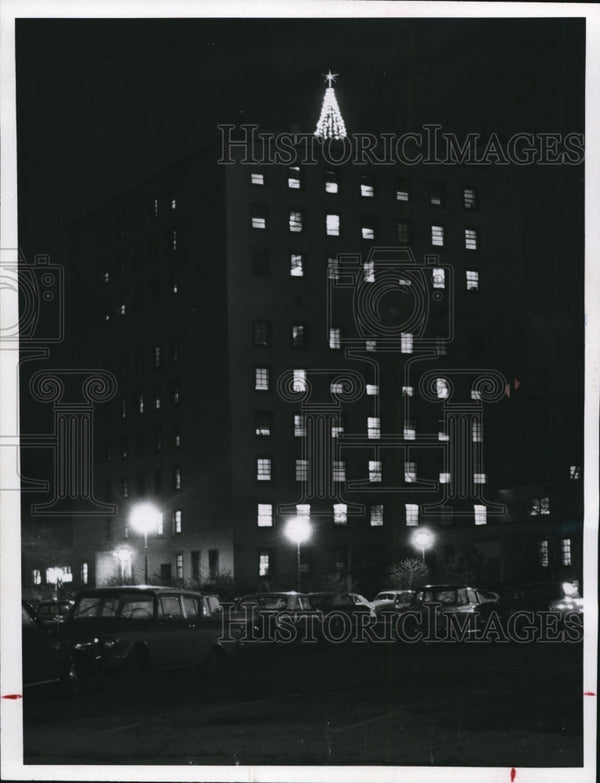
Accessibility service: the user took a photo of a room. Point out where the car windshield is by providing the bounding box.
[375,593,394,601]
[240,595,288,610]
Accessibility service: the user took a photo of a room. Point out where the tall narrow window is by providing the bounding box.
[329,328,341,349]
[465,228,478,251]
[363,260,375,283]
[404,421,416,440]
[154,345,161,368]
[259,552,271,577]
[431,225,445,247]
[404,461,417,483]
[175,554,184,580]
[361,217,376,240]
[291,324,306,348]
[472,420,482,442]
[432,268,446,289]
[153,386,161,410]
[332,461,346,482]
[290,253,304,277]
[81,562,88,585]
[327,256,339,280]
[255,367,270,391]
[296,459,309,481]
[174,509,182,533]
[436,378,449,399]
[251,206,267,230]
[474,505,487,526]
[561,538,572,566]
[137,393,144,414]
[292,369,307,392]
[288,166,302,189]
[405,504,419,526]
[173,467,182,490]
[396,178,411,202]
[325,170,339,193]
[370,505,384,527]
[294,414,306,437]
[429,183,445,206]
[369,460,382,483]
[121,476,129,498]
[464,188,478,210]
[326,213,340,237]
[289,210,304,233]
[331,417,344,439]
[397,221,411,244]
[401,333,413,354]
[360,174,375,198]
[253,320,272,347]
[538,539,549,567]
[257,458,271,481]
[333,503,348,525]
[257,503,273,527]
[208,549,219,580]
[255,411,272,437]
[368,417,381,439]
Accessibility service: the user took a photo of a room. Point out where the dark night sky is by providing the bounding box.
[16,17,584,259]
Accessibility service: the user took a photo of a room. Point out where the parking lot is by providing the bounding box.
[23,638,583,768]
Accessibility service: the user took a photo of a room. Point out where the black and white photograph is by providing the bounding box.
[1,2,597,781]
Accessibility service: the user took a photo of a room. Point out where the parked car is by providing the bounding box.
[372,589,415,616]
[59,586,239,685]
[35,598,74,626]
[22,601,80,695]
[231,592,322,643]
[406,584,498,640]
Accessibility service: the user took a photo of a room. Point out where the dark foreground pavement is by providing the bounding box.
[23,638,583,767]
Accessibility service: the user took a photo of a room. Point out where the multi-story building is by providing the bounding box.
[21,78,583,597]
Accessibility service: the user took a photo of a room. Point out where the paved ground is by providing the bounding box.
[23,638,583,768]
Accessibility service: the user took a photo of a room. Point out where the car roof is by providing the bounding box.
[238,591,306,598]
[75,585,204,597]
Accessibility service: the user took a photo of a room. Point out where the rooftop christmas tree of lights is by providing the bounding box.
[314,71,347,140]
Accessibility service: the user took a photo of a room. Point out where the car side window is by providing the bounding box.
[158,595,183,620]
[456,589,468,605]
[182,596,199,619]
[121,597,154,619]
[101,598,119,617]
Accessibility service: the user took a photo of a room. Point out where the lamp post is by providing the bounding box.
[411,528,435,562]
[129,502,162,584]
[284,517,312,591]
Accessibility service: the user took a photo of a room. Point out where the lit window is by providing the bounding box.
[429,183,445,206]
[332,461,346,482]
[325,171,339,193]
[361,218,376,240]
[172,382,181,405]
[466,270,479,290]
[255,411,271,437]
[397,221,411,244]
[569,465,581,479]
[436,378,449,399]
[328,256,339,280]
[363,261,375,282]
[81,562,88,585]
[294,414,306,437]
[332,418,344,438]
[169,271,178,294]
[396,178,411,202]
[257,458,271,481]
[402,386,413,397]
[138,394,144,414]
[464,188,478,210]
[174,467,182,490]
[104,303,111,321]
[289,210,304,233]
[432,268,445,289]
[121,477,129,498]
[438,430,449,442]
[561,538,572,567]
[326,213,340,237]
[472,420,482,442]
[171,198,177,210]
[121,399,127,419]
[259,552,271,577]
[405,461,416,483]
[471,389,482,401]
[293,369,307,392]
[465,229,478,251]
[334,503,348,525]
[370,505,383,527]
[255,367,269,391]
[369,460,382,483]
[254,320,271,347]
[291,324,306,348]
[401,333,413,354]
[296,459,309,481]
[405,504,419,526]
[153,198,159,217]
[288,166,302,190]
[290,253,304,277]
[173,423,181,447]
[174,509,182,533]
[153,387,161,410]
[474,505,487,526]
[366,384,378,395]
[474,473,486,484]
[296,504,310,520]
[251,171,264,186]
[330,382,344,394]
[32,569,41,585]
[360,174,375,198]
[175,553,183,580]
[530,498,550,516]
[366,340,376,352]
[103,270,110,283]
[404,422,416,440]
[257,503,273,527]
[154,345,161,367]
[120,436,128,459]
[440,473,451,484]
[538,539,549,567]
[252,207,267,230]
[329,328,341,349]
[431,225,444,247]
[368,417,380,439]
[171,229,177,250]
[120,303,127,316]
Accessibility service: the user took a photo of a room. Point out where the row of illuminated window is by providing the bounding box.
[255,458,485,485]
[253,325,416,353]
[253,250,480,290]
[114,384,182,418]
[105,424,182,461]
[255,412,483,442]
[98,199,178,243]
[251,208,479,249]
[538,538,573,567]
[251,169,479,210]
[104,468,182,500]
[111,344,180,379]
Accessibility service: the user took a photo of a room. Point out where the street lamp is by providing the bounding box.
[129,502,162,584]
[284,517,312,591]
[411,528,435,562]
